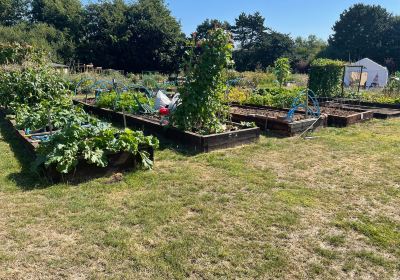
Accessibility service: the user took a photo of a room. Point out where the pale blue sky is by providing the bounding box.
[165,0,400,40]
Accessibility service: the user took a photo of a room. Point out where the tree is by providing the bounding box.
[195,19,230,39]
[0,0,30,26]
[293,35,326,73]
[231,12,294,71]
[122,0,185,72]
[77,0,184,73]
[384,16,400,72]
[0,22,75,63]
[77,0,128,68]
[327,4,392,63]
[231,12,266,49]
[233,29,294,71]
[31,0,82,32]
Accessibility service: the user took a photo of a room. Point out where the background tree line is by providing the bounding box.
[0,0,185,72]
[0,1,398,73]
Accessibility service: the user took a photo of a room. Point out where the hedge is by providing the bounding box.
[308,58,344,97]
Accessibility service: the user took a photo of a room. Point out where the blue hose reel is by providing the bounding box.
[287,89,321,122]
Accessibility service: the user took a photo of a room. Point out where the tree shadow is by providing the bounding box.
[0,117,52,190]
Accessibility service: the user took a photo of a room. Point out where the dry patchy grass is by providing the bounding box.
[0,118,400,279]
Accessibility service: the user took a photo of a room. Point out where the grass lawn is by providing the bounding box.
[0,117,400,279]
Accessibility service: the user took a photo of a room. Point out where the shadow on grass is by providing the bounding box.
[0,117,52,190]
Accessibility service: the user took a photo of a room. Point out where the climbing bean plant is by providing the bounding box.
[171,28,234,134]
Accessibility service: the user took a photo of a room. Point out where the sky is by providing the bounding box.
[165,0,400,40]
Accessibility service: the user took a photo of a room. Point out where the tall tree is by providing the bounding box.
[231,12,294,71]
[31,0,82,32]
[78,0,128,68]
[232,12,266,49]
[122,0,184,72]
[0,0,30,26]
[384,16,400,72]
[0,22,76,62]
[195,19,230,39]
[327,4,392,63]
[78,0,184,73]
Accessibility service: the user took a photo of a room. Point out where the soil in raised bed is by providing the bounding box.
[318,106,361,117]
[230,106,305,122]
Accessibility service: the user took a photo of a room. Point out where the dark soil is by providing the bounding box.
[230,106,305,121]
[84,98,96,105]
[319,105,362,116]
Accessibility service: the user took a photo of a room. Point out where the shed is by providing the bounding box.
[50,63,69,74]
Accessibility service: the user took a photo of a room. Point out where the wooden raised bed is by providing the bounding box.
[74,100,260,152]
[317,106,374,127]
[318,98,400,119]
[229,104,325,136]
[230,103,373,128]
[1,113,154,182]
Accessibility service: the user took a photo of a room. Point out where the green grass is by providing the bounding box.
[1,118,400,279]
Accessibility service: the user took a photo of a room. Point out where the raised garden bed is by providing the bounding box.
[317,105,374,127]
[74,100,260,152]
[231,102,373,128]
[229,104,325,136]
[318,98,400,119]
[1,112,154,182]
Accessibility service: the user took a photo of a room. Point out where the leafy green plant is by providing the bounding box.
[15,98,92,131]
[225,87,251,104]
[384,72,400,95]
[1,44,160,176]
[246,86,304,108]
[171,28,234,134]
[308,58,344,97]
[35,122,159,173]
[0,65,70,108]
[96,91,152,113]
[274,57,291,87]
[0,43,46,65]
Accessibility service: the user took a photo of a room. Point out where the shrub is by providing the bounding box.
[384,72,400,95]
[274,57,291,87]
[308,58,344,97]
[237,71,276,88]
[225,87,251,104]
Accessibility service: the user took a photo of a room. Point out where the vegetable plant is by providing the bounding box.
[96,91,153,113]
[274,57,291,87]
[15,98,92,131]
[35,122,159,174]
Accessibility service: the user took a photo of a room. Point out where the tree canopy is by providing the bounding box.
[325,4,398,71]
[230,12,294,71]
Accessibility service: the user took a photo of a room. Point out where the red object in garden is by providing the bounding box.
[159,107,170,116]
